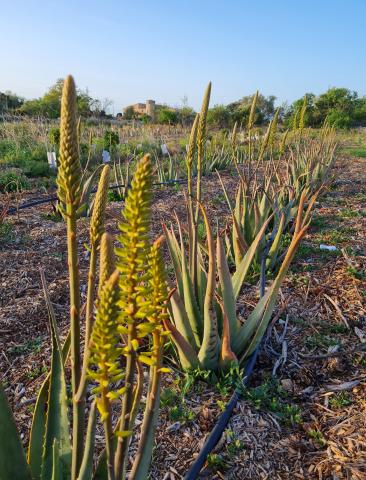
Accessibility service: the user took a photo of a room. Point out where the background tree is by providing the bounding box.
[157,108,178,125]
[285,87,366,129]
[18,78,96,118]
[207,104,231,128]
[0,91,24,113]
[227,93,277,126]
[123,106,135,120]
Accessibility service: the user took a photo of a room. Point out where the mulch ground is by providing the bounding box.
[0,154,365,479]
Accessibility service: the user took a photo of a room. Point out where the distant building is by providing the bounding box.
[122,99,178,119]
[123,100,156,118]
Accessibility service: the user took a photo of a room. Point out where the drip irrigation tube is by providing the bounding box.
[184,343,262,480]
[6,178,187,215]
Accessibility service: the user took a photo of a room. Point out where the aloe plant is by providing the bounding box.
[218,172,303,273]
[164,191,311,372]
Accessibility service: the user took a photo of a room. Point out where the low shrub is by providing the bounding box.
[0,170,29,192]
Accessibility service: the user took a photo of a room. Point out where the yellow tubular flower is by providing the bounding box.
[115,154,152,326]
[88,270,122,402]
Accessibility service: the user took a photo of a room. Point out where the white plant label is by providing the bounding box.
[102,150,111,163]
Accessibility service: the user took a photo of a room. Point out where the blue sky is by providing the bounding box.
[1,0,365,112]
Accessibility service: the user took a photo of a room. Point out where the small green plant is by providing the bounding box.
[26,365,48,380]
[306,333,339,349]
[346,265,366,280]
[279,404,302,426]
[225,429,244,458]
[206,453,226,470]
[9,337,43,354]
[160,388,179,408]
[103,129,119,151]
[244,378,302,426]
[0,222,14,243]
[308,428,327,447]
[42,209,63,222]
[217,400,226,411]
[329,392,352,409]
[168,403,195,422]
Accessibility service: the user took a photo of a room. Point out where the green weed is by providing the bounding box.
[308,428,327,447]
[329,392,352,409]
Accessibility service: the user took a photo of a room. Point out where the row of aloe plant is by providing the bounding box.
[0,76,169,480]
[163,84,335,373]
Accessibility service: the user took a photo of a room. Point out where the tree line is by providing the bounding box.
[2,79,366,129]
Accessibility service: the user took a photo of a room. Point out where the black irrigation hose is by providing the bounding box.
[184,343,262,480]
[6,178,187,215]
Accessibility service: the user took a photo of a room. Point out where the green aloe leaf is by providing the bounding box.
[266,212,286,271]
[164,318,200,370]
[163,223,183,298]
[0,382,31,479]
[78,164,104,217]
[51,440,62,480]
[77,402,97,480]
[179,227,202,344]
[28,330,70,480]
[197,204,219,370]
[217,236,239,338]
[40,271,71,480]
[232,215,272,300]
[170,291,199,350]
[235,224,308,361]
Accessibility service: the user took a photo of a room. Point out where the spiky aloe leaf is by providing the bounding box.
[170,291,199,350]
[28,331,71,480]
[266,212,286,271]
[177,217,202,345]
[0,383,31,479]
[77,403,97,480]
[237,224,308,362]
[163,223,183,299]
[216,236,238,338]
[232,214,247,267]
[52,440,62,480]
[232,215,272,300]
[233,195,311,362]
[197,205,219,370]
[78,164,104,217]
[216,298,238,371]
[164,318,200,370]
[40,271,71,480]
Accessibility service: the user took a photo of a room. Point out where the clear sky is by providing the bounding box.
[1,0,365,112]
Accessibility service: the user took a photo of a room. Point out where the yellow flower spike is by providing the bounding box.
[57,75,82,217]
[90,165,110,247]
[88,270,121,398]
